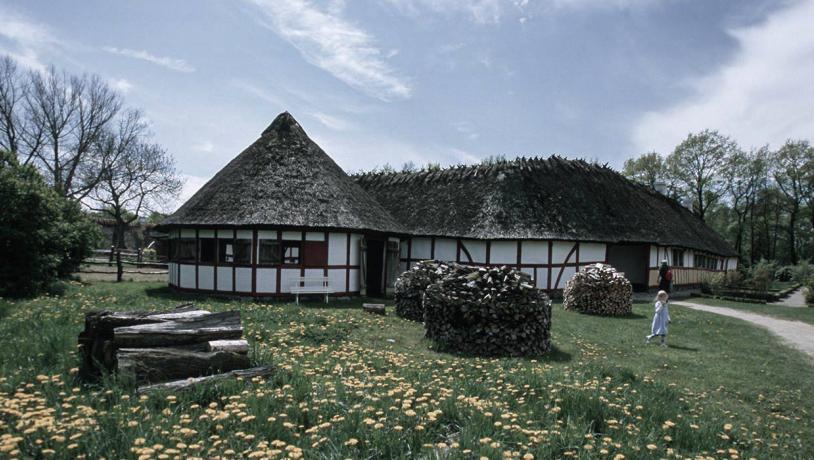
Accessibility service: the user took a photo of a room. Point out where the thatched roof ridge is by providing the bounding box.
[161,112,404,233]
[354,156,736,256]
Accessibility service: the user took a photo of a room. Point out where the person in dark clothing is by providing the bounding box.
[658,260,672,293]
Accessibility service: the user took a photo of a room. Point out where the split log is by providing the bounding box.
[137,366,275,394]
[362,303,386,315]
[113,311,243,348]
[205,339,249,354]
[117,347,251,384]
[563,263,633,316]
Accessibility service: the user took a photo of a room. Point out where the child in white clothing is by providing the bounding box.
[646,290,671,347]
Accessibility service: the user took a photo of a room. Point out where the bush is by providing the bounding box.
[423,264,551,356]
[776,265,794,282]
[748,260,776,294]
[792,262,814,284]
[0,151,99,297]
[562,263,632,316]
[393,260,449,322]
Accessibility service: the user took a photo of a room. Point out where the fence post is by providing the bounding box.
[108,245,115,267]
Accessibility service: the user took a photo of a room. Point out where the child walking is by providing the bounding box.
[646,290,671,347]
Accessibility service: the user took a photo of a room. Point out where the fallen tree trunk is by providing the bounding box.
[113,311,243,348]
[137,366,275,394]
[117,347,251,384]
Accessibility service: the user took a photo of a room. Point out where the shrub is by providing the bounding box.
[562,263,632,316]
[792,262,814,284]
[423,264,551,356]
[776,265,794,282]
[393,260,450,322]
[0,151,99,297]
[748,260,776,294]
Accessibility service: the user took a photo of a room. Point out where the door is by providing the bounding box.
[384,239,400,297]
[606,243,649,292]
[365,239,385,297]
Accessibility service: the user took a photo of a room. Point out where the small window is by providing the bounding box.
[283,242,301,265]
[219,240,235,264]
[199,239,216,264]
[174,239,196,262]
[234,239,252,265]
[258,240,282,265]
[672,249,684,267]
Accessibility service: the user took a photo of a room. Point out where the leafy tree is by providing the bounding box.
[667,130,738,221]
[723,147,768,258]
[772,140,814,264]
[622,151,665,189]
[0,150,99,296]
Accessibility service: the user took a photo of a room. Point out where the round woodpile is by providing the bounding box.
[563,263,633,316]
[423,264,551,356]
[393,260,450,321]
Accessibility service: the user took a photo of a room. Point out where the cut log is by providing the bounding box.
[113,311,243,348]
[137,366,275,394]
[563,263,632,316]
[83,304,210,337]
[117,347,251,384]
[362,303,386,315]
[206,339,249,354]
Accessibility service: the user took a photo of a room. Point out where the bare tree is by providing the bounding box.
[667,130,738,221]
[87,117,181,281]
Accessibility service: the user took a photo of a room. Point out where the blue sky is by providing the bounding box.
[2,0,813,209]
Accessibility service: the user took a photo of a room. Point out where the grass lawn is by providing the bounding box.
[686,296,814,326]
[0,282,812,459]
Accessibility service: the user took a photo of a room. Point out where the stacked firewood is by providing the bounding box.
[423,264,551,356]
[563,263,633,316]
[78,304,272,391]
[394,260,450,321]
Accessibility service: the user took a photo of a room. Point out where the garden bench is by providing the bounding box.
[290,276,333,304]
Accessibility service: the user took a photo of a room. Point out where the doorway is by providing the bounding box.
[365,239,385,297]
[606,243,649,292]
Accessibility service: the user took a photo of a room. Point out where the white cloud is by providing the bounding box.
[452,121,480,140]
[386,0,505,24]
[192,141,215,153]
[103,46,195,72]
[249,0,412,101]
[632,0,814,154]
[0,7,61,71]
[310,111,354,131]
[109,78,134,94]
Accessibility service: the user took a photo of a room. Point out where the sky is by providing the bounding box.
[1,0,813,211]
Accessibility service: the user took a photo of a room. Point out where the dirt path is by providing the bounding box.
[672,300,814,359]
[772,287,808,308]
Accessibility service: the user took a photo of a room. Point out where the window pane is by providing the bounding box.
[234,239,252,264]
[200,239,216,264]
[283,242,301,265]
[219,240,235,264]
[259,240,281,265]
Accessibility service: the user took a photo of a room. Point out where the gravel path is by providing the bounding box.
[672,300,814,359]
[772,287,808,308]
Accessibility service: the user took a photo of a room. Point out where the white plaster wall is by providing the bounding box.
[258,230,276,240]
[198,229,215,238]
[521,241,548,264]
[328,269,346,293]
[282,231,300,240]
[461,240,487,263]
[328,233,347,265]
[535,268,549,289]
[650,246,659,267]
[520,267,534,281]
[552,241,576,264]
[280,269,301,293]
[180,229,196,238]
[179,264,196,289]
[305,268,324,278]
[490,241,517,264]
[555,266,577,289]
[349,234,362,265]
[217,267,233,292]
[729,257,739,270]
[411,237,432,260]
[580,243,606,262]
[435,238,457,262]
[256,268,277,293]
[236,230,252,240]
[305,232,325,241]
[235,267,252,292]
[348,269,360,292]
[218,230,234,239]
[198,266,214,290]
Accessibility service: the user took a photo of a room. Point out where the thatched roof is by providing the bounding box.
[354,157,736,256]
[161,113,404,233]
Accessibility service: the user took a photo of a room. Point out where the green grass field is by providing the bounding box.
[1,282,812,458]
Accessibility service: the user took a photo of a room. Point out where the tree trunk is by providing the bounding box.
[788,207,799,264]
[117,347,251,384]
[113,311,243,348]
[116,248,123,282]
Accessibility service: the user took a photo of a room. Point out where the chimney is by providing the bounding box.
[654,180,667,195]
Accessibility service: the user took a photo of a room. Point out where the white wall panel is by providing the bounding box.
[236,230,252,239]
[521,241,548,264]
[435,238,457,262]
[305,232,325,241]
[217,267,233,291]
[258,230,276,240]
[219,230,234,239]
[411,238,432,260]
[198,266,214,290]
[490,241,518,264]
[256,268,277,293]
[348,269,360,292]
[580,243,606,262]
[555,266,577,289]
[181,229,196,238]
[282,231,301,240]
[461,240,486,263]
[328,233,347,265]
[328,269,346,293]
[535,268,549,289]
[179,264,196,289]
[305,268,323,278]
[279,269,301,293]
[520,267,534,281]
[348,234,361,265]
[552,241,576,264]
[198,229,214,238]
[235,267,252,292]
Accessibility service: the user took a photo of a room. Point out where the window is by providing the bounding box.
[234,239,252,265]
[174,239,196,262]
[199,239,216,264]
[671,249,684,267]
[283,242,301,265]
[219,240,235,264]
[258,240,282,265]
[302,241,327,267]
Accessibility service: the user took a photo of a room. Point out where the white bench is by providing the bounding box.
[290,276,333,304]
